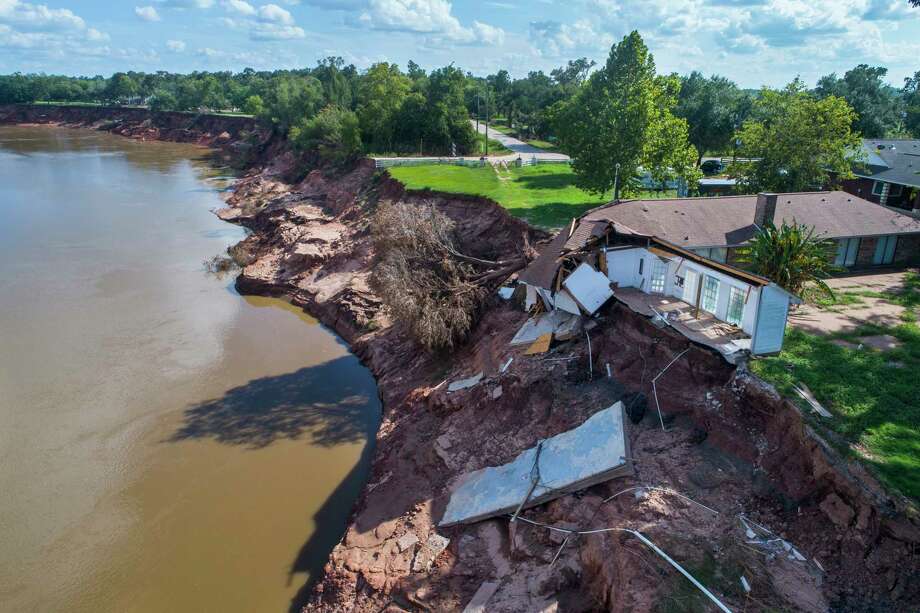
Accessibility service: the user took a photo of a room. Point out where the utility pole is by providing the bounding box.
[485,90,490,157]
[476,93,480,136]
[613,163,621,202]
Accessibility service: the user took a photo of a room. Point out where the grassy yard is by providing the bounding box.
[388,163,676,228]
[526,139,559,152]
[390,163,673,228]
[750,273,920,502]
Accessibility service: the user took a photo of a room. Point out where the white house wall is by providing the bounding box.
[605,247,762,335]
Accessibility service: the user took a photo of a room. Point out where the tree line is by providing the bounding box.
[2,42,918,190]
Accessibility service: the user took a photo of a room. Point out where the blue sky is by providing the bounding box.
[1,0,918,88]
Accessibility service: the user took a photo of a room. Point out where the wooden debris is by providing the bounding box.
[524,333,552,355]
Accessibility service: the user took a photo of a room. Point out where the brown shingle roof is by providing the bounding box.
[517,230,568,290]
[578,191,920,249]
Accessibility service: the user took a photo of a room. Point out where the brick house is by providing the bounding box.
[577,191,920,271]
[840,139,920,213]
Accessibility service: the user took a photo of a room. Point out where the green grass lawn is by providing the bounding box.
[751,274,920,502]
[526,139,558,151]
[475,134,512,156]
[388,163,675,229]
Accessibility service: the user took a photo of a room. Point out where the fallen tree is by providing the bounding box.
[371,200,526,350]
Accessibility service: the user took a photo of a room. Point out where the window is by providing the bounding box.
[835,238,860,267]
[650,259,667,293]
[889,184,903,197]
[872,235,898,265]
[726,286,745,326]
[872,181,886,196]
[692,247,728,263]
[701,275,720,313]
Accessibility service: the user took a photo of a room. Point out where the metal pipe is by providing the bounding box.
[651,348,690,431]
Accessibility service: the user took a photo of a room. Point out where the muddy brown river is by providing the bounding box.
[0,126,380,612]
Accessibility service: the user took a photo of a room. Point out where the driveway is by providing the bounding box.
[472,121,570,161]
[370,122,570,166]
[788,270,916,335]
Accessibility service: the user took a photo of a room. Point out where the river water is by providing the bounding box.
[0,126,381,612]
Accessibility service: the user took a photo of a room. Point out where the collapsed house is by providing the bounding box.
[515,215,801,360]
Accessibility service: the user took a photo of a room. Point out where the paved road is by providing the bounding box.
[370,121,570,166]
[472,121,571,161]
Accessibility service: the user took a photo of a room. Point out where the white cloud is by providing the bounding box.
[355,0,503,44]
[222,0,256,14]
[135,6,161,21]
[0,0,86,31]
[250,21,305,38]
[155,0,215,8]
[258,3,294,24]
[529,19,611,57]
[166,38,186,50]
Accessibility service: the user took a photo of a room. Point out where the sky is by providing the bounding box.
[0,0,919,88]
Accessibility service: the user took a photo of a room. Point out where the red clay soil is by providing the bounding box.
[7,109,916,610]
[216,156,919,612]
[0,103,263,151]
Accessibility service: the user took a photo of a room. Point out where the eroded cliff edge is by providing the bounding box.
[4,108,916,611]
[219,158,919,612]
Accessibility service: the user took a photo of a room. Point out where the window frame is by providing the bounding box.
[872,235,898,266]
[701,275,720,314]
[726,286,745,326]
[872,181,886,196]
[649,259,668,293]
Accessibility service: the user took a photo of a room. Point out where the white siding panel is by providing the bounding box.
[752,285,791,355]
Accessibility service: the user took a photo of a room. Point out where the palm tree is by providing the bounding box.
[736,221,838,297]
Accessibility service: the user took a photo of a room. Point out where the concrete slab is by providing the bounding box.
[510,310,573,346]
[439,402,630,527]
[858,334,902,352]
[448,372,483,393]
[462,581,500,613]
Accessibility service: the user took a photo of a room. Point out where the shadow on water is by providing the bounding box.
[167,356,381,450]
[286,442,376,612]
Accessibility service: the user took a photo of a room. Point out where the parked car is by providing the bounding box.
[700,159,724,175]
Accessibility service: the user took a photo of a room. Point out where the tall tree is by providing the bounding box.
[551,31,700,196]
[731,81,859,193]
[259,75,323,134]
[675,71,742,164]
[815,64,903,137]
[357,62,410,153]
[904,70,920,138]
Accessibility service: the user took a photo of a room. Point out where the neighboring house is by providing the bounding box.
[577,191,920,270]
[517,225,800,359]
[840,139,920,212]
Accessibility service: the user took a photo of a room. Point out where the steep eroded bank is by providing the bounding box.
[218,157,919,612]
[5,107,915,610]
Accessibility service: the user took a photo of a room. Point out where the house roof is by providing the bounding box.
[573,190,920,249]
[517,230,568,290]
[852,139,920,188]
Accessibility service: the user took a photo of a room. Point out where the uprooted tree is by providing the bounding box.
[371,201,527,351]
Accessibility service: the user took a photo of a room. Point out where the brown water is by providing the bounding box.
[0,126,381,612]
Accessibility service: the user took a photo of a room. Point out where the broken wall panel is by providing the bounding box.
[562,263,615,315]
[439,402,630,527]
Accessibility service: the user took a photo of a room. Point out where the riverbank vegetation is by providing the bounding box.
[3,34,918,179]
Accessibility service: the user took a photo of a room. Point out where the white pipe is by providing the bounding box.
[651,348,690,431]
[623,529,733,613]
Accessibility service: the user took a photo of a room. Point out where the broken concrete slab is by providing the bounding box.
[396,533,420,553]
[563,263,614,315]
[412,533,452,572]
[553,289,582,316]
[857,334,902,352]
[554,314,583,341]
[448,372,484,393]
[462,581,500,613]
[510,310,573,346]
[439,402,630,527]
